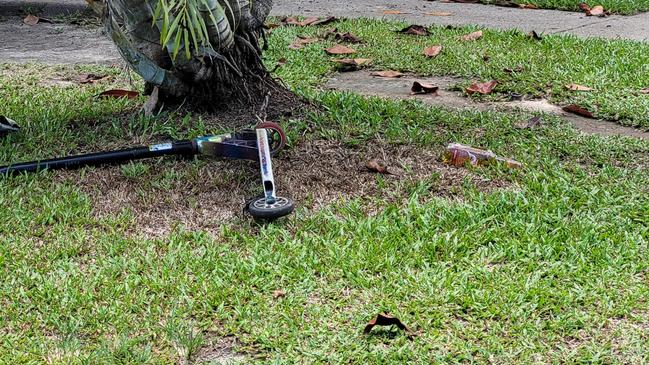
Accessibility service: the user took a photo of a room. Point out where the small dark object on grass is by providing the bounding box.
[0,116,20,137]
[337,32,361,43]
[509,93,523,101]
[504,65,524,73]
[364,313,415,338]
[398,24,431,36]
[516,115,542,129]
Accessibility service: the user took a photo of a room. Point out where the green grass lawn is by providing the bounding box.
[265,18,649,130]
[482,0,649,14]
[1,20,649,364]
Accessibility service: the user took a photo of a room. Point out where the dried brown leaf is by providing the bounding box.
[580,3,608,16]
[332,58,372,72]
[282,16,336,27]
[365,159,390,174]
[587,5,606,15]
[423,45,443,58]
[519,3,539,8]
[97,89,140,99]
[289,37,319,49]
[398,24,431,36]
[370,70,404,78]
[76,73,109,84]
[272,290,286,299]
[425,11,453,16]
[335,32,362,43]
[565,83,593,91]
[142,86,160,117]
[364,313,415,337]
[281,17,301,26]
[411,81,439,95]
[310,16,338,26]
[325,44,357,55]
[640,88,649,94]
[563,104,595,118]
[466,80,498,95]
[383,10,404,14]
[461,30,483,41]
[23,15,40,26]
[298,16,320,26]
[332,58,372,65]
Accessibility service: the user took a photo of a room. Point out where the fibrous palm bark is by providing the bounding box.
[91,0,275,106]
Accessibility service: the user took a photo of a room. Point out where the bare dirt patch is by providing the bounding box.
[192,335,246,365]
[57,139,508,237]
[558,310,649,362]
[190,86,311,129]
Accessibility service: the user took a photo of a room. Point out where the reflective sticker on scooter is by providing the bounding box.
[149,143,173,152]
[258,136,269,175]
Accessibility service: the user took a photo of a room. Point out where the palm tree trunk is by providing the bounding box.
[99,0,276,106]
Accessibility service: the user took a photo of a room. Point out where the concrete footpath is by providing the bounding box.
[271,0,649,41]
[0,0,120,64]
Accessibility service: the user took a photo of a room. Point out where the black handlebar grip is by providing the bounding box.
[0,140,196,175]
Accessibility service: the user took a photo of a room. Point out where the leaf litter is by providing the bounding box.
[398,25,432,36]
[563,104,595,118]
[332,58,373,72]
[466,80,498,95]
[461,30,483,41]
[423,45,443,58]
[411,81,439,95]
[565,83,593,91]
[370,71,405,78]
[325,45,357,55]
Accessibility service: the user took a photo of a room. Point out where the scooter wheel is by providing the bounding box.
[255,122,287,155]
[247,196,294,220]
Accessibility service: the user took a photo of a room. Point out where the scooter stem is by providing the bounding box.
[256,128,277,204]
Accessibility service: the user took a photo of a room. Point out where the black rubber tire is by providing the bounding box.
[246,196,294,220]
